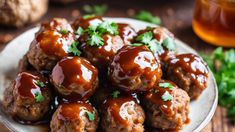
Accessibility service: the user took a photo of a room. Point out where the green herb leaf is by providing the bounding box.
[98,21,119,35]
[35,80,46,88]
[154,89,159,93]
[75,27,84,36]
[86,111,95,121]
[132,43,143,46]
[159,82,174,89]
[112,90,120,98]
[87,32,104,46]
[134,10,161,25]
[60,29,68,35]
[162,38,176,51]
[68,41,81,56]
[161,91,173,101]
[83,14,96,19]
[202,47,235,122]
[148,39,163,54]
[83,4,108,16]
[136,31,153,44]
[35,92,44,103]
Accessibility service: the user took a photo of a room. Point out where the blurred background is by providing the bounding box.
[0,0,235,131]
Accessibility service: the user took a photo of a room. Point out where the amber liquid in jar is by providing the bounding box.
[193,0,235,47]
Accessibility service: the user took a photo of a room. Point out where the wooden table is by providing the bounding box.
[0,0,234,131]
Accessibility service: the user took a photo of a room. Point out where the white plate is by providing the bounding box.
[0,18,218,132]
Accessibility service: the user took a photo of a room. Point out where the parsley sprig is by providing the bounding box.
[86,111,95,121]
[159,82,174,89]
[202,47,235,122]
[161,91,173,101]
[35,92,44,103]
[112,90,120,98]
[68,41,81,56]
[134,10,161,25]
[83,4,108,16]
[35,80,46,88]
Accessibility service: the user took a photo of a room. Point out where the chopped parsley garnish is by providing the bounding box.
[35,92,44,103]
[60,29,68,35]
[75,27,84,36]
[98,21,119,35]
[161,91,173,101]
[83,4,108,16]
[112,90,120,98]
[68,41,81,56]
[162,38,176,51]
[159,82,174,89]
[154,89,159,93]
[132,43,143,46]
[35,80,46,88]
[86,111,95,121]
[134,10,161,25]
[134,31,163,54]
[83,14,96,19]
[88,32,104,46]
[202,47,235,122]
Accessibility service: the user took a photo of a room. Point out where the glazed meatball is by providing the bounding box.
[166,53,209,99]
[136,27,176,67]
[50,102,99,132]
[50,56,98,101]
[2,72,52,122]
[73,16,125,69]
[27,18,75,71]
[108,45,162,92]
[142,80,190,130]
[18,55,34,72]
[118,23,137,45]
[101,96,145,132]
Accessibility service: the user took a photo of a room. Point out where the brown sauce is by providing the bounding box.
[118,23,137,45]
[51,57,98,101]
[144,80,175,116]
[15,72,48,99]
[168,54,209,87]
[103,96,137,126]
[36,30,74,57]
[74,16,103,30]
[58,102,94,121]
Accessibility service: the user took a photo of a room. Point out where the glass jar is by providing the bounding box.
[193,0,235,47]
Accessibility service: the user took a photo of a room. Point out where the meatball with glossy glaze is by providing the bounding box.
[142,80,190,130]
[108,45,162,92]
[27,18,75,71]
[50,102,99,132]
[118,23,137,45]
[2,72,52,122]
[166,53,209,99]
[50,56,98,101]
[101,96,145,132]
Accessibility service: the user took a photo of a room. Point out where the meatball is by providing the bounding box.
[136,27,176,69]
[50,102,99,132]
[118,23,137,45]
[81,34,125,68]
[50,56,98,101]
[1,72,52,122]
[101,96,145,132]
[166,53,209,99]
[18,55,34,72]
[142,80,190,130]
[0,0,48,27]
[72,16,103,31]
[27,18,75,71]
[108,45,162,92]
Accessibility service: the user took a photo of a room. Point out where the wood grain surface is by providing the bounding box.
[0,0,234,131]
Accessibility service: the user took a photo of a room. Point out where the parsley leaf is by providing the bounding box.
[83,4,108,16]
[148,39,163,54]
[136,31,153,44]
[83,14,96,19]
[162,38,176,51]
[112,90,120,98]
[159,82,174,89]
[134,10,161,25]
[68,41,81,56]
[35,92,44,103]
[88,32,104,46]
[75,27,84,36]
[202,47,235,122]
[35,80,46,88]
[60,29,68,35]
[86,111,95,121]
[161,91,173,101]
[154,89,159,93]
[98,21,118,35]
[132,43,143,46]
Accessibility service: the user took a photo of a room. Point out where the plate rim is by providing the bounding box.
[0,17,218,132]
